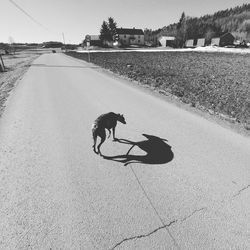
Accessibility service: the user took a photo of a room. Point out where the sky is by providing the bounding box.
[1,0,249,44]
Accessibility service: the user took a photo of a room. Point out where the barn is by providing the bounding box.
[197,38,205,47]
[219,33,235,46]
[211,33,235,47]
[158,36,176,47]
[185,39,194,47]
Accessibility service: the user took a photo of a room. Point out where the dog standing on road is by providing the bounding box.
[92,112,126,156]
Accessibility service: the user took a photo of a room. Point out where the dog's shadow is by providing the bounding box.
[103,134,174,166]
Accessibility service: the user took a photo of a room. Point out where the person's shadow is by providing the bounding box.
[103,134,174,166]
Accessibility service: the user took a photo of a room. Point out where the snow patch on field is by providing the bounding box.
[194,46,250,54]
[76,46,250,54]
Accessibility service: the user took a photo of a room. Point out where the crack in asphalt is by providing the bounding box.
[110,207,206,249]
[180,207,207,222]
[128,165,181,249]
[233,184,250,198]
[110,220,177,250]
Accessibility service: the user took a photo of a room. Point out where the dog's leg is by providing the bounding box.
[112,127,118,141]
[97,129,106,156]
[92,134,98,154]
[107,129,111,138]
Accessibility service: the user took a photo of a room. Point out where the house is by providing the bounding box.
[158,36,176,47]
[83,35,102,47]
[211,33,235,47]
[116,28,144,46]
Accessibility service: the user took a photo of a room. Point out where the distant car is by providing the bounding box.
[52,50,56,53]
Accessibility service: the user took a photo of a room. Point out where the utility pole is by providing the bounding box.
[88,49,90,63]
[62,32,66,52]
[86,35,91,62]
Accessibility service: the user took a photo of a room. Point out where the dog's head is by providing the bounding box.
[117,113,126,124]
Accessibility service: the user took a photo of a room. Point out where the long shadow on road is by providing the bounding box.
[103,134,174,166]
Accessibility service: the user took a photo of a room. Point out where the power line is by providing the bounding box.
[8,0,49,31]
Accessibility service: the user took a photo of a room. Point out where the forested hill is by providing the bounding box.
[160,3,250,42]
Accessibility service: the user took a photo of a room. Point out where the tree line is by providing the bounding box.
[147,3,250,47]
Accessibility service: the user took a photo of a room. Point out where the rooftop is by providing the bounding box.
[116,28,144,35]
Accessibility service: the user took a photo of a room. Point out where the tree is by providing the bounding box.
[159,3,250,46]
[99,17,119,46]
[204,29,216,44]
[176,12,187,47]
[177,12,186,30]
[240,19,250,33]
[100,21,112,44]
[108,17,117,41]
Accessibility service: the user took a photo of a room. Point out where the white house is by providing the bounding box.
[116,28,144,46]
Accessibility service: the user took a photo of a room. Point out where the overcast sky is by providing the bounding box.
[1,0,249,44]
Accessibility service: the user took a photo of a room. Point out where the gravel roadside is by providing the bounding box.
[0,50,44,117]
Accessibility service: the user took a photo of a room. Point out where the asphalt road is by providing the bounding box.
[0,53,250,250]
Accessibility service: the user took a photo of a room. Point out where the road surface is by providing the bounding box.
[0,53,250,250]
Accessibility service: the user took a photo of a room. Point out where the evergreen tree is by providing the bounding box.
[99,17,118,46]
[176,12,187,47]
[177,12,186,29]
[204,28,216,44]
[155,3,250,44]
[100,21,112,43]
[108,17,117,41]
